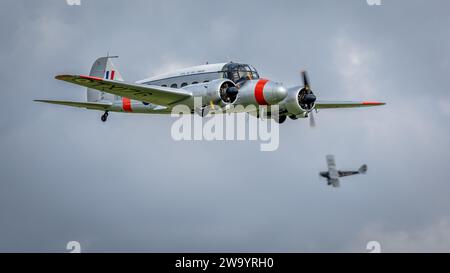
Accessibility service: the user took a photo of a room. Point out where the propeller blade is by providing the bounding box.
[299,70,317,127]
[309,110,316,128]
[301,70,311,90]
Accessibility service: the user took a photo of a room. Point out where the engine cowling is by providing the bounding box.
[233,79,287,106]
[282,86,316,117]
[184,79,238,106]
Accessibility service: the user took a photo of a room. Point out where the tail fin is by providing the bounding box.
[87,56,124,102]
[359,164,368,174]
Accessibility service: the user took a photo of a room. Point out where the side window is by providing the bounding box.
[232,71,239,81]
[203,80,209,83]
[161,84,167,87]
[171,83,178,88]
[181,82,188,88]
[192,82,198,85]
[250,65,260,79]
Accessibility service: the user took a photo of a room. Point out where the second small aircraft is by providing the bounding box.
[320,155,368,188]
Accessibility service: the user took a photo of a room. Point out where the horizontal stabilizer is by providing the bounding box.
[359,164,368,174]
[34,100,112,110]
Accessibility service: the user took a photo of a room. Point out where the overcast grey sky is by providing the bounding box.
[1,0,450,252]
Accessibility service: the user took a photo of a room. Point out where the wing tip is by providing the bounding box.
[362,101,386,106]
[55,74,73,80]
[55,74,103,81]
[34,99,56,103]
[79,75,104,81]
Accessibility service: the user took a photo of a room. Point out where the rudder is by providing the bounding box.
[87,56,124,102]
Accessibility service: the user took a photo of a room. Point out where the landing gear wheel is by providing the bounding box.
[274,115,287,124]
[101,112,109,122]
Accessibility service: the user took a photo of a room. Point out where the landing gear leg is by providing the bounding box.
[101,111,109,122]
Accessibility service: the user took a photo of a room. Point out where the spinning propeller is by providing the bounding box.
[299,70,317,127]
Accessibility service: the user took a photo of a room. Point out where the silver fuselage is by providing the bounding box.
[107,62,296,116]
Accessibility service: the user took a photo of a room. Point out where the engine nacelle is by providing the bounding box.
[183,79,238,106]
[233,79,287,106]
[281,86,315,117]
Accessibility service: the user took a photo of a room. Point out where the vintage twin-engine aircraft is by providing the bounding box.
[35,56,385,123]
[320,155,368,188]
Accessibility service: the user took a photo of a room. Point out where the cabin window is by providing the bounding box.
[203,80,209,83]
[192,81,199,85]
[161,84,167,87]
[181,82,188,87]
[171,83,178,88]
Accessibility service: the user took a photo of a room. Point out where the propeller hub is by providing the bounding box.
[226,86,239,96]
[303,93,317,105]
[220,81,239,104]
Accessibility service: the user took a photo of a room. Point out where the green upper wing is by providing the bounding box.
[55,75,192,106]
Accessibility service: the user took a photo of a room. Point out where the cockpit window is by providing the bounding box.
[249,65,260,79]
[222,63,260,83]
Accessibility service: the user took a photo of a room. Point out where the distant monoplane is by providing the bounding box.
[320,155,367,187]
